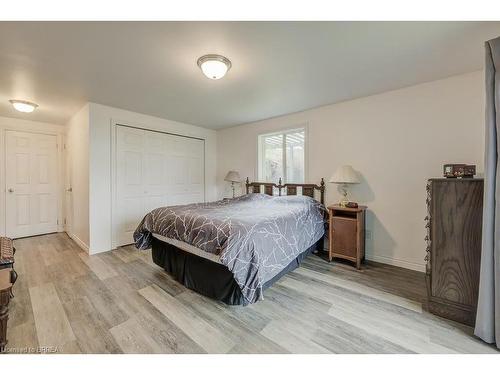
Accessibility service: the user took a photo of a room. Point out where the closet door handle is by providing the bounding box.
[8,188,14,193]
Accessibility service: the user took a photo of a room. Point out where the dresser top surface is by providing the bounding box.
[428,178,483,181]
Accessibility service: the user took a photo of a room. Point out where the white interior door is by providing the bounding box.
[115,125,205,246]
[5,131,59,238]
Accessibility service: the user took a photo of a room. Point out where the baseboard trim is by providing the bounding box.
[88,247,114,255]
[67,232,90,253]
[320,245,425,272]
[365,254,425,272]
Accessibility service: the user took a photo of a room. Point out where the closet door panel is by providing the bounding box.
[116,126,146,246]
[144,131,169,210]
[115,126,205,246]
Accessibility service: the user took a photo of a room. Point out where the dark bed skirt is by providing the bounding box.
[151,236,321,305]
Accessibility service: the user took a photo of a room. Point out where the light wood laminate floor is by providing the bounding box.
[4,233,497,354]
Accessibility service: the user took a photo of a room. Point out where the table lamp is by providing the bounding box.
[329,165,360,207]
[224,170,241,198]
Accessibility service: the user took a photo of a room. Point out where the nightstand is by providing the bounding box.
[328,205,367,269]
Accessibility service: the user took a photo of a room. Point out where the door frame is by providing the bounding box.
[110,121,206,249]
[1,127,64,238]
[63,134,73,237]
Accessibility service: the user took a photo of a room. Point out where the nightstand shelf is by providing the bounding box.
[328,205,367,269]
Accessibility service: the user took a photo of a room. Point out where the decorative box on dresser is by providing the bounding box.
[425,178,483,326]
[328,205,367,269]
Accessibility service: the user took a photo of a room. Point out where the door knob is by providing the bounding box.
[8,188,14,193]
[66,187,73,192]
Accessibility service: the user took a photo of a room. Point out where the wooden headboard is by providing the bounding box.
[245,177,325,205]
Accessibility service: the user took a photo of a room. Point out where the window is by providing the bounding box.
[258,128,305,183]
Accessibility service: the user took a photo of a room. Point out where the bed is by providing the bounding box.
[134,178,327,305]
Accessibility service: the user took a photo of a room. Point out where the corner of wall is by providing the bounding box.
[65,103,91,250]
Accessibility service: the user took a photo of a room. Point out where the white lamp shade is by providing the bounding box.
[329,165,360,184]
[224,170,241,183]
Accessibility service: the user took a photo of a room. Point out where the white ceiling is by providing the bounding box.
[1,21,499,129]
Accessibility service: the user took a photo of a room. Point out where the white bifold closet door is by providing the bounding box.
[116,125,204,246]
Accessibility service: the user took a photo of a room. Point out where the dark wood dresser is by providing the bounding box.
[425,178,483,326]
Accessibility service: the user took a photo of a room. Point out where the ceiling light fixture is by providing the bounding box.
[9,99,38,113]
[197,54,231,80]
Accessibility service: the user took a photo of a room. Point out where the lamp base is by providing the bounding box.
[339,198,349,207]
[339,185,349,207]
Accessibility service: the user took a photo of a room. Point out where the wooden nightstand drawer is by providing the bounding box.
[331,216,357,259]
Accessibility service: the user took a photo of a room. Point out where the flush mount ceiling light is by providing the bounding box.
[197,54,231,80]
[9,99,38,113]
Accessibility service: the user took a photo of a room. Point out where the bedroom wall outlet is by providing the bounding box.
[365,230,372,240]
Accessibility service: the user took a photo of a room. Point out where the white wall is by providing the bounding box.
[216,71,485,271]
[65,104,90,250]
[88,103,217,254]
[0,116,65,237]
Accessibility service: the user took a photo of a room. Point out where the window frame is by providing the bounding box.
[257,125,308,184]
